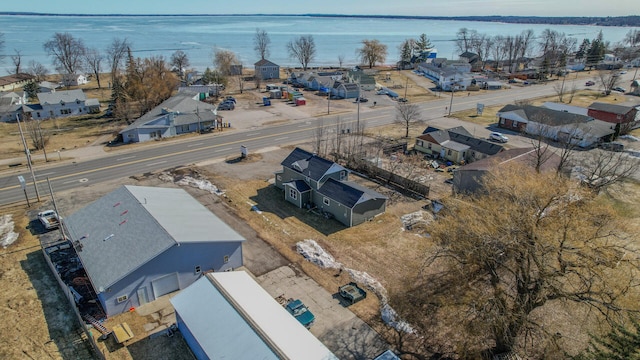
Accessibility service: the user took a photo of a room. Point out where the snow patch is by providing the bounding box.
[0,215,19,248]
[176,176,225,195]
[620,135,639,142]
[296,239,414,333]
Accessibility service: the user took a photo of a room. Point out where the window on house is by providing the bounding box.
[512,122,518,128]
[447,149,452,155]
[117,295,128,303]
[276,175,281,181]
[127,134,135,139]
[194,265,201,274]
[417,140,423,147]
[289,188,298,200]
[340,171,346,180]
[150,132,157,138]
[500,118,505,124]
[223,255,229,264]
[427,143,432,149]
[36,112,40,117]
[323,197,330,206]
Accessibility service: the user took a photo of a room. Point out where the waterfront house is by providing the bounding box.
[25,89,100,120]
[254,59,280,80]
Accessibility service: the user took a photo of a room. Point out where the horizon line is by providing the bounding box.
[0,12,638,18]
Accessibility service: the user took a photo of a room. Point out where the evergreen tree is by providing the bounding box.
[586,31,605,69]
[575,317,640,360]
[23,80,38,101]
[414,33,433,62]
[399,39,413,64]
[576,38,590,60]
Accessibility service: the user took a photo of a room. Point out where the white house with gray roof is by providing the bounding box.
[25,89,100,120]
[120,93,220,143]
[171,271,337,360]
[63,185,245,316]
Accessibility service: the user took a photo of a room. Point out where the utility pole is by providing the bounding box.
[404,75,409,100]
[327,90,330,115]
[448,83,456,116]
[37,118,48,162]
[47,177,67,241]
[16,114,41,202]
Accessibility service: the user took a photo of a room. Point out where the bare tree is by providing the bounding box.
[24,116,49,162]
[313,118,326,155]
[10,50,22,75]
[213,49,238,76]
[106,37,131,85]
[455,28,475,53]
[27,60,49,82]
[84,48,103,88]
[395,102,422,138]
[491,35,507,71]
[287,35,316,70]
[337,54,345,68]
[170,50,190,78]
[597,70,622,95]
[577,149,639,192]
[43,32,86,75]
[254,28,271,60]
[396,163,637,357]
[357,39,387,69]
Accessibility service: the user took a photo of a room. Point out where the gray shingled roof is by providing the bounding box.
[280,148,345,182]
[64,185,245,292]
[589,102,635,115]
[121,94,218,132]
[317,178,387,209]
[418,126,501,155]
[498,104,594,126]
[37,89,86,104]
[254,59,278,67]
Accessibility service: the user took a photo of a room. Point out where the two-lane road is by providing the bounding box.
[0,74,620,207]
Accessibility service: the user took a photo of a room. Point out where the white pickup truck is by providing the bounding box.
[38,210,60,230]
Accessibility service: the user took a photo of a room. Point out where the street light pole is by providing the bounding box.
[16,114,41,202]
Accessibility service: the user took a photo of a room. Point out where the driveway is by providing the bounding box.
[258,265,389,360]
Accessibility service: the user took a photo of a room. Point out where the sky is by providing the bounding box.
[2,0,637,17]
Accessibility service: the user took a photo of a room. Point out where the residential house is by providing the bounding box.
[25,89,100,120]
[415,126,504,164]
[0,73,34,91]
[171,271,338,360]
[333,81,360,99]
[542,102,588,116]
[275,148,387,227]
[38,81,60,93]
[62,73,88,87]
[347,70,376,91]
[63,185,245,316]
[497,104,615,147]
[417,62,472,91]
[452,148,562,193]
[254,59,280,80]
[309,75,335,91]
[178,85,224,99]
[0,91,26,122]
[459,51,482,71]
[120,93,220,143]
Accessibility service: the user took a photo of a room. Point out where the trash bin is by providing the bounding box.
[263,97,271,106]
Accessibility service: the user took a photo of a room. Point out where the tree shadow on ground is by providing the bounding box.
[125,331,194,360]
[21,251,95,359]
[319,319,389,360]
[250,185,345,236]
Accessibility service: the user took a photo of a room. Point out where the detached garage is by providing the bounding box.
[64,185,246,316]
[171,271,337,360]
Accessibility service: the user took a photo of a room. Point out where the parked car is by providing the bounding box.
[397,97,408,103]
[217,102,234,110]
[490,132,509,143]
[585,81,595,86]
[285,299,315,328]
[613,86,626,93]
[339,282,367,305]
[224,96,236,103]
[38,210,60,230]
[354,97,368,103]
[599,142,624,152]
[619,71,627,75]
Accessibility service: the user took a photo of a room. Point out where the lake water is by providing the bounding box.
[0,14,633,73]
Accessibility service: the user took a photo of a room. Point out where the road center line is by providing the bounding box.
[245,133,261,137]
[214,147,233,152]
[187,143,203,147]
[146,161,167,167]
[274,137,288,141]
[117,156,136,161]
[37,172,56,176]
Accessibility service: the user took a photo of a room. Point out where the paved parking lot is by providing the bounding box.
[258,265,389,360]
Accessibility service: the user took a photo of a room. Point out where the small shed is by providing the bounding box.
[266,84,279,91]
[269,89,282,99]
[295,97,306,106]
[288,91,303,101]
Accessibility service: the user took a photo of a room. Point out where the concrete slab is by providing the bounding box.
[257,265,388,360]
